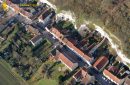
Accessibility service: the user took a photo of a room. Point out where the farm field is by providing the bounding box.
[0,60,28,85]
[36,79,58,85]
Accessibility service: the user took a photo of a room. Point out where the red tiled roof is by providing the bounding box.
[93,56,108,70]
[73,67,91,84]
[51,28,63,39]
[103,69,121,84]
[51,28,91,61]
[57,53,75,70]
[74,67,88,79]
[68,38,77,45]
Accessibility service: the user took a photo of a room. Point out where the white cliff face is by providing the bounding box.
[56,10,76,23]
[94,25,130,64]
[56,10,77,29]
[78,24,90,37]
[39,0,57,10]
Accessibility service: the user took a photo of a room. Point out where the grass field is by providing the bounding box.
[0,60,28,85]
[29,60,66,85]
[37,79,58,85]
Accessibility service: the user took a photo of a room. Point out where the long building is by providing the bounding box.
[50,27,92,65]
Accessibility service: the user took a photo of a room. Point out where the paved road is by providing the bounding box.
[87,67,116,85]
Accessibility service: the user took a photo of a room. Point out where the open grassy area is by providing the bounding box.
[37,79,58,85]
[0,60,28,85]
[29,60,66,85]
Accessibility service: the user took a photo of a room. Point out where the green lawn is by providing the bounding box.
[29,60,66,85]
[0,60,28,85]
[37,79,58,85]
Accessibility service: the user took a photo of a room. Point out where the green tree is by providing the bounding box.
[42,64,54,79]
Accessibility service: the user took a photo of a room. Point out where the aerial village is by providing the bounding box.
[0,0,130,85]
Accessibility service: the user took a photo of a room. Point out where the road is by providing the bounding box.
[87,67,116,85]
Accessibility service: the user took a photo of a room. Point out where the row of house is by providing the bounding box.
[50,27,92,64]
[51,47,100,84]
[49,27,95,84]
[93,56,130,85]
[49,26,130,85]
[50,47,92,84]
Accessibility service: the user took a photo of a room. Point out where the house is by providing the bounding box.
[57,52,78,71]
[55,51,78,71]
[102,59,130,85]
[60,46,86,65]
[51,27,64,40]
[103,69,125,85]
[30,35,43,46]
[25,25,40,36]
[104,62,130,85]
[93,56,109,72]
[73,67,95,84]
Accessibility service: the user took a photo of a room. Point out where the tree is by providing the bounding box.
[58,75,64,85]
[64,69,70,75]
[42,64,54,79]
